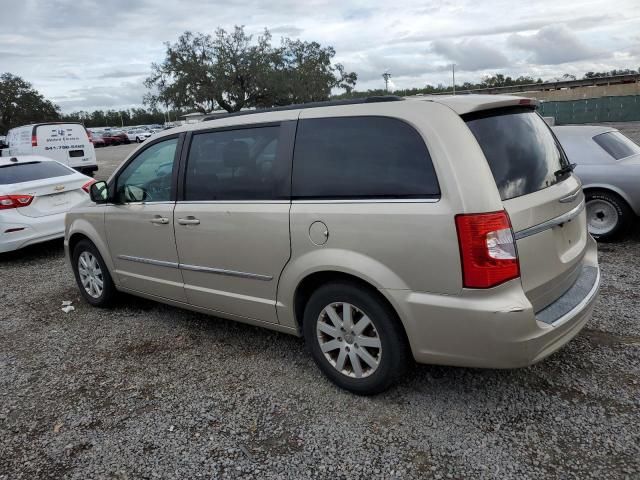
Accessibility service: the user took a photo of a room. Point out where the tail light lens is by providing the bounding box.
[82,179,96,193]
[31,135,38,147]
[455,211,520,288]
[0,194,34,210]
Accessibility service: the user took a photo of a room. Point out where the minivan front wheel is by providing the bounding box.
[72,239,116,307]
[585,191,631,241]
[303,282,409,395]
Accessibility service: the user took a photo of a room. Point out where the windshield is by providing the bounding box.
[465,108,569,201]
[0,161,73,184]
[593,131,640,160]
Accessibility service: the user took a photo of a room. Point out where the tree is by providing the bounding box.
[144,26,357,113]
[0,73,60,134]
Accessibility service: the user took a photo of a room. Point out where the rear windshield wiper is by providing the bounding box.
[554,163,576,178]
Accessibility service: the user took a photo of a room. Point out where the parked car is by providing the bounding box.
[87,131,105,148]
[126,129,152,143]
[98,132,122,146]
[65,95,600,395]
[0,135,7,148]
[109,130,130,145]
[1,156,94,253]
[553,125,640,241]
[2,123,98,175]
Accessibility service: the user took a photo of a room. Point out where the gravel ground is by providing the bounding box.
[1,131,639,480]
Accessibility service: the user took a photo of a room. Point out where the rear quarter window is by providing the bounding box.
[292,116,440,199]
[465,108,568,201]
[0,161,74,184]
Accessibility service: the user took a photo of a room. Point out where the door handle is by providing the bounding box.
[150,216,169,225]
[177,217,200,225]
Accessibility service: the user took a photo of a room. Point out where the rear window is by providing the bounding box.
[593,131,640,160]
[292,117,440,199]
[0,161,73,185]
[465,108,568,201]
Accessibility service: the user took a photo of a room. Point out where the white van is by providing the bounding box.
[3,123,98,175]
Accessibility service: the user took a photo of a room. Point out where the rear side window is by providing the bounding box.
[292,117,439,199]
[0,161,73,185]
[465,109,568,201]
[184,126,287,201]
[593,131,640,160]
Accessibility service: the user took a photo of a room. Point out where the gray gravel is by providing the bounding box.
[1,132,639,480]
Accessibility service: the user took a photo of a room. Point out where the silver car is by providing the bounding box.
[65,95,600,395]
[553,126,640,240]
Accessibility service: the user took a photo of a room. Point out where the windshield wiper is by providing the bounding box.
[554,163,576,178]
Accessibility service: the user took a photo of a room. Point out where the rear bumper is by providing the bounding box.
[0,211,66,253]
[385,255,600,369]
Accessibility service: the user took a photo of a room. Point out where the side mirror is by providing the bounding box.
[89,181,109,203]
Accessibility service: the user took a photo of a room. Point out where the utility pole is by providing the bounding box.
[382,71,392,93]
[452,64,456,95]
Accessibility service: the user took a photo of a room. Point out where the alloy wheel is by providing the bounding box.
[78,251,104,299]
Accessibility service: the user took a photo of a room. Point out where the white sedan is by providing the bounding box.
[0,155,94,253]
[126,129,152,143]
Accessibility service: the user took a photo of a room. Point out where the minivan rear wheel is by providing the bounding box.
[303,282,409,395]
[585,190,631,241]
[72,239,116,307]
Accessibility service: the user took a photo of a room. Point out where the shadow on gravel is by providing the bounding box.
[0,238,65,264]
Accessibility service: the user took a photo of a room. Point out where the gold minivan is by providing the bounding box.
[65,95,600,394]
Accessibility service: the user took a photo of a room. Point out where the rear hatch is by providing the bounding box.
[0,161,88,217]
[464,107,588,311]
[36,124,96,168]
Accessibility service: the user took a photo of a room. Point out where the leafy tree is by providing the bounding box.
[144,26,357,113]
[0,73,60,134]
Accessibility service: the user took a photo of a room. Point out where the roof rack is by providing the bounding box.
[202,96,404,121]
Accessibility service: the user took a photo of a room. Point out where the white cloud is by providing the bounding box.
[509,25,601,65]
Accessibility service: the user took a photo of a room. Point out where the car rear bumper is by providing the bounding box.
[385,255,600,369]
[0,211,66,253]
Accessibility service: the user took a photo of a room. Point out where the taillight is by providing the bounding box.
[0,194,34,210]
[82,179,96,193]
[455,210,520,288]
[31,135,38,147]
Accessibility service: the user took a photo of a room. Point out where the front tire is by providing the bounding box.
[303,281,410,395]
[136,137,142,143]
[72,239,116,307]
[585,190,632,241]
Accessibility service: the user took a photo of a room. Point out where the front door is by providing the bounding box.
[105,136,186,301]
[173,124,293,323]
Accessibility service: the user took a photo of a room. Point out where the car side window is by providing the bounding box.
[292,116,440,199]
[116,138,178,203]
[184,126,286,201]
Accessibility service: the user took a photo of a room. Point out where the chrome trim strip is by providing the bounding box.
[117,255,179,269]
[117,255,272,281]
[177,200,290,205]
[179,263,273,281]
[558,189,582,203]
[550,267,600,327]
[292,198,440,204]
[514,200,585,241]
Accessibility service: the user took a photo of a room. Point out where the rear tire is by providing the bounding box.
[303,281,410,395]
[585,190,632,241]
[72,239,116,307]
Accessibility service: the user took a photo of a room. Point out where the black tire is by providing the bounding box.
[585,190,632,242]
[72,239,117,307]
[303,281,410,395]
[136,137,142,143]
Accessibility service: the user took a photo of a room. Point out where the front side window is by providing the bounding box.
[292,116,440,199]
[184,126,284,201]
[116,138,177,202]
[465,108,569,201]
[593,131,640,160]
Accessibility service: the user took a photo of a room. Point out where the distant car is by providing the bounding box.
[87,131,105,148]
[554,125,640,240]
[0,155,94,253]
[109,130,130,145]
[99,132,123,146]
[126,129,152,143]
[0,135,7,148]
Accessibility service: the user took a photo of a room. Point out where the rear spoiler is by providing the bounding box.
[414,94,540,116]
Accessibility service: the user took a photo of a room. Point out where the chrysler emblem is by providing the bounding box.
[54,185,65,192]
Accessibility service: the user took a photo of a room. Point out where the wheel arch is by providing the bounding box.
[582,184,637,215]
[66,218,116,281]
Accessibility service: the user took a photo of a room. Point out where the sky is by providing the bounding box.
[1,0,639,113]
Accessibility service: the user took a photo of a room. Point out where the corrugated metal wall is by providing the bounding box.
[539,95,640,124]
